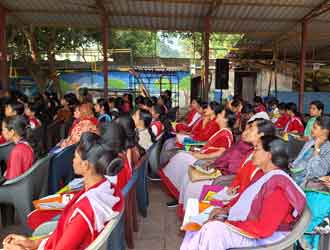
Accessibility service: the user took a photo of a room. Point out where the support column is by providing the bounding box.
[102,15,109,98]
[0,6,8,91]
[203,17,211,100]
[299,21,308,113]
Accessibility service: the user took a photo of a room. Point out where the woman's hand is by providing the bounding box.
[208,207,228,221]
[315,135,328,149]
[191,152,205,160]
[3,234,38,250]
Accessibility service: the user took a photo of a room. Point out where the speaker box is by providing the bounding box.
[216,59,229,89]
[190,76,201,102]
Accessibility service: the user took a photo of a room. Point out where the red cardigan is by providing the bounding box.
[191,118,220,142]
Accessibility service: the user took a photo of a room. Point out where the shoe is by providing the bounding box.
[315,217,330,234]
[166,201,178,207]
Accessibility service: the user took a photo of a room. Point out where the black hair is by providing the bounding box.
[137,109,152,128]
[3,116,39,157]
[208,101,219,113]
[6,100,25,116]
[260,135,289,170]
[26,102,43,121]
[164,90,172,99]
[241,103,254,114]
[254,118,276,137]
[231,99,242,108]
[135,95,145,106]
[278,102,287,111]
[115,114,137,149]
[201,101,209,109]
[310,100,324,115]
[99,122,126,154]
[97,98,111,116]
[151,104,171,142]
[224,108,237,130]
[286,102,299,116]
[151,96,158,105]
[108,97,115,104]
[254,96,263,104]
[144,98,153,108]
[114,97,124,113]
[269,98,279,107]
[123,93,133,109]
[192,97,202,106]
[77,132,122,176]
[315,115,330,131]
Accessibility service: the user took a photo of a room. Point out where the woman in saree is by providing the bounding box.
[59,103,98,149]
[178,118,275,216]
[176,98,202,133]
[180,136,306,250]
[3,132,124,250]
[159,106,236,199]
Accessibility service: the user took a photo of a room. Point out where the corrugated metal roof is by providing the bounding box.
[1,0,330,57]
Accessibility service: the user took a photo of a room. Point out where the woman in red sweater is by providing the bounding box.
[181,136,306,250]
[3,132,124,250]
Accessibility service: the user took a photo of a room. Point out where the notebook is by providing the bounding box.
[188,166,221,182]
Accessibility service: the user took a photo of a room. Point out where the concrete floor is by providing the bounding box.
[0,182,183,250]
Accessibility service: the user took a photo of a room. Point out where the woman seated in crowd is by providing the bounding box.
[25,102,42,129]
[116,114,141,168]
[159,105,235,199]
[95,98,112,123]
[253,96,266,113]
[178,118,275,215]
[175,98,202,133]
[275,102,290,129]
[284,102,304,134]
[291,115,330,185]
[100,121,133,190]
[132,109,153,151]
[303,100,324,139]
[54,93,78,123]
[59,103,98,149]
[150,104,169,141]
[3,132,124,250]
[1,116,35,182]
[181,136,306,250]
[5,100,25,118]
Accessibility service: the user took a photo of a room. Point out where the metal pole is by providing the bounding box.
[299,21,308,113]
[203,17,211,100]
[0,6,8,91]
[102,15,109,98]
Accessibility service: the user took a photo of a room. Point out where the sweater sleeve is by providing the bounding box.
[227,188,291,238]
[53,211,92,250]
[192,122,219,142]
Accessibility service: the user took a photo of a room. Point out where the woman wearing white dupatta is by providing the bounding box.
[180,136,306,250]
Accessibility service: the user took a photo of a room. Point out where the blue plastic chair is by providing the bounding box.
[108,169,139,250]
[48,144,76,194]
[136,156,149,217]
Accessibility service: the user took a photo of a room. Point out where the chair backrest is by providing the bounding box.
[105,157,124,177]
[0,141,15,162]
[46,121,62,150]
[147,135,166,177]
[4,155,52,199]
[86,211,123,250]
[288,135,305,162]
[48,144,76,194]
[229,206,311,250]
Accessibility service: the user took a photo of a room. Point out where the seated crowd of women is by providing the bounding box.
[1,89,329,250]
[0,89,173,249]
[158,96,330,250]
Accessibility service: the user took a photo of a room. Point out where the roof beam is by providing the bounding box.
[134,0,315,8]
[266,0,330,48]
[9,9,330,24]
